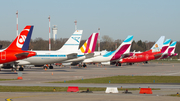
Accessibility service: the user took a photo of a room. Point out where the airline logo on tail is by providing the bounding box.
[80,33,98,53]
[16,35,27,48]
[16,28,31,48]
[168,41,176,53]
[161,39,171,53]
[71,37,80,43]
[151,36,165,52]
[152,44,161,52]
[57,30,83,53]
[110,35,133,61]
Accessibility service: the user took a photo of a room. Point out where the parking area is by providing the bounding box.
[0,62,180,101]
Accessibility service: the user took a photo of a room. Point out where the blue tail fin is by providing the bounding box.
[21,26,34,51]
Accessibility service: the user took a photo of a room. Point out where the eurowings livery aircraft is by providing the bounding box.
[159,41,178,59]
[0,25,36,70]
[61,32,99,66]
[168,41,178,57]
[82,35,134,65]
[158,39,171,59]
[16,30,83,70]
[118,36,165,65]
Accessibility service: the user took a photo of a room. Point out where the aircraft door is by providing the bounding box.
[145,54,149,60]
[1,51,6,60]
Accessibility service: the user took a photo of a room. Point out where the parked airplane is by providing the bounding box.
[117,36,165,65]
[168,41,178,57]
[82,35,134,65]
[0,25,36,71]
[16,30,83,70]
[61,32,99,67]
[158,39,171,59]
[159,41,178,59]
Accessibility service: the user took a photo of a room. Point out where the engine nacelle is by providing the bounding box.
[101,61,116,65]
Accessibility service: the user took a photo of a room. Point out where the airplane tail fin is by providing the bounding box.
[6,25,34,51]
[161,39,171,53]
[151,36,165,52]
[168,41,177,54]
[79,33,99,53]
[110,35,133,61]
[58,30,83,53]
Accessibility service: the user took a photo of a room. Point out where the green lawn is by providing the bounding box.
[0,86,156,92]
[170,94,180,97]
[50,76,180,84]
[0,79,15,81]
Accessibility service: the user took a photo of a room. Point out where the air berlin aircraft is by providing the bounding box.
[0,26,36,64]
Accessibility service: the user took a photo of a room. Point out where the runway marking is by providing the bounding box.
[164,72,180,75]
[5,98,12,101]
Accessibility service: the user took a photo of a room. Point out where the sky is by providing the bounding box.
[0,0,179,42]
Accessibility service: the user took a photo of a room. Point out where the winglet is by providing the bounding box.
[80,33,99,53]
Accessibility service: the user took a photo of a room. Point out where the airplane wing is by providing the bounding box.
[158,53,169,59]
[84,53,95,58]
[154,53,163,59]
[66,53,77,59]
[120,53,131,59]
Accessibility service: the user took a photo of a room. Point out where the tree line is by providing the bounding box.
[1,35,179,59]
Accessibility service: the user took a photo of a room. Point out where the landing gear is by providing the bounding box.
[78,64,82,68]
[11,67,14,72]
[19,66,24,71]
[43,66,48,69]
[129,63,132,65]
[49,65,53,69]
[83,63,87,67]
[116,63,121,66]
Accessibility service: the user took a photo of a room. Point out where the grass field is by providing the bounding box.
[0,79,15,81]
[170,94,180,97]
[50,76,180,84]
[0,86,159,92]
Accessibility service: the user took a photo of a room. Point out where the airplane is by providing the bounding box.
[16,30,83,70]
[159,41,178,59]
[61,32,99,67]
[82,35,134,65]
[157,39,171,59]
[168,41,178,57]
[117,36,165,65]
[0,25,36,71]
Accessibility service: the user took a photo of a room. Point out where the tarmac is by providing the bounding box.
[0,62,180,101]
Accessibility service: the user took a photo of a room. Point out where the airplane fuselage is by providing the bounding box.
[0,49,36,64]
[17,50,75,65]
[119,50,162,63]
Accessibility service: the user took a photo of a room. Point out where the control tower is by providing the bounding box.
[52,25,57,41]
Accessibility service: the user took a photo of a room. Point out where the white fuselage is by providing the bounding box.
[17,50,75,65]
[62,50,107,63]
[82,51,114,63]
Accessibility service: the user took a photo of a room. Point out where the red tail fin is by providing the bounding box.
[6,26,32,51]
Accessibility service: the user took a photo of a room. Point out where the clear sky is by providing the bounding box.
[0,0,179,42]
